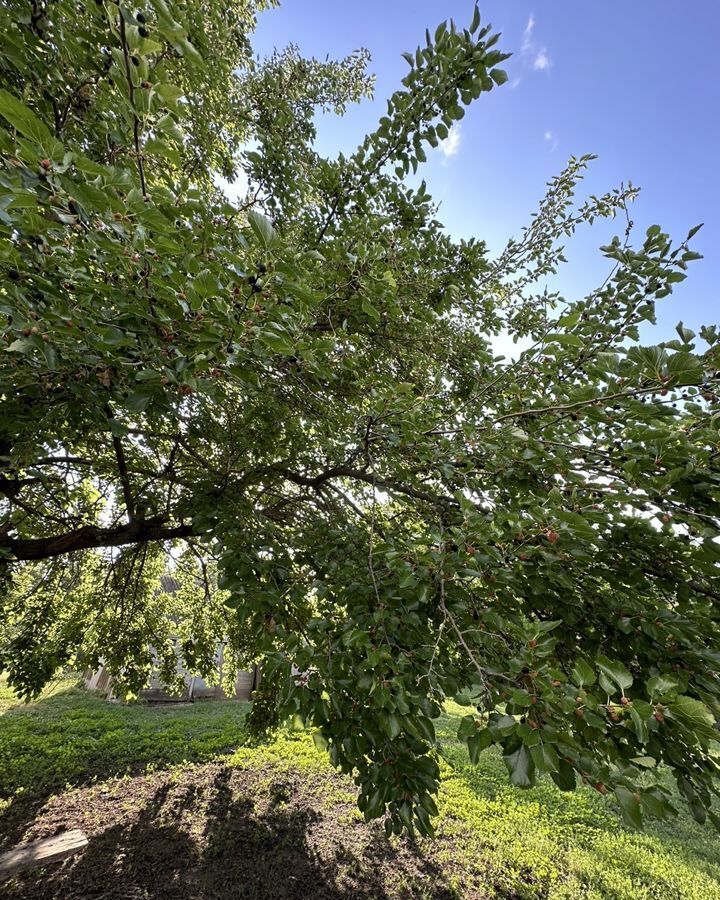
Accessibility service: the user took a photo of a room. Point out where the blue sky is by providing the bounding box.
[252,2,718,341]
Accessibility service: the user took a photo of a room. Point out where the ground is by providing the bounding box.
[1,676,719,899]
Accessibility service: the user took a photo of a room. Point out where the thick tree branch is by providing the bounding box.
[1,519,197,562]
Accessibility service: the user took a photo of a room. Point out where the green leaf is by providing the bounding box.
[43,344,57,370]
[615,787,642,829]
[457,715,478,739]
[490,68,508,86]
[490,714,516,738]
[530,742,559,774]
[418,791,438,817]
[511,688,532,707]
[668,695,716,736]
[454,692,473,706]
[596,656,633,692]
[0,89,53,146]
[547,333,584,347]
[312,730,328,751]
[155,83,185,107]
[415,716,436,744]
[557,311,581,328]
[640,790,669,819]
[689,798,707,825]
[550,759,576,792]
[666,351,703,384]
[108,419,129,438]
[386,712,401,739]
[629,707,649,744]
[247,210,277,248]
[675,321,696,344]
[631,756,657,768]
[467,728,491,764]
[6,338,33,354]
[361,298,380,320]
[571,658,596,687]
[646,674,679,701]
[535,619,562,634]
[503,744,536,788]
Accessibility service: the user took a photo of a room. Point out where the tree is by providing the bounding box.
[1,0,719,837]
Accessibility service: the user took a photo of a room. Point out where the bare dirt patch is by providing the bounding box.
[1,761,473,900]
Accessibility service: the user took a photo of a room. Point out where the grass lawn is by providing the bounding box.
[1,675,719,899]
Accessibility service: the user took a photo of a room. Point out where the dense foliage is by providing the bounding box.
[1,1,719,837]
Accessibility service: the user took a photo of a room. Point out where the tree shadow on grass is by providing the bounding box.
[0,679,251,848]
[2,764,458,900]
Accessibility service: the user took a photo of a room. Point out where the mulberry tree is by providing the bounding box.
[1,1,719,836]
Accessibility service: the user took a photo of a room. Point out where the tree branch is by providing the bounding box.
[105,403,136,521]
[270,464,453,506]
[1,519,197,562]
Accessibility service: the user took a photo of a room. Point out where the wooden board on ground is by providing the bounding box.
[0,830,88,878]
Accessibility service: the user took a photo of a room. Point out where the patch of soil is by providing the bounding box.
[0,762,482,900]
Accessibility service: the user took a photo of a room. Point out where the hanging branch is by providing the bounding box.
[118,12,147,197]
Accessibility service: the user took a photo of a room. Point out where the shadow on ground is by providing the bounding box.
[0,679,251,849]
[1,763,457,900]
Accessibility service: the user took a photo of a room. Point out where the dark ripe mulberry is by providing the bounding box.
[256,262,267,274]
[131,55,140,66]
[136,12,146,23]
[139,25,149,37]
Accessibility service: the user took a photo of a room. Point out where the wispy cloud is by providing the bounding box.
[544,130,558,151]
[522,14,535,50]
[437,124,461,160]
[510,77,521,90]
[521,13,552,73]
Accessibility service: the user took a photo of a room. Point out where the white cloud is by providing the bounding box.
[437,124,461,160]
[533,50,551,71]
[510,77,521,90]
[521,13,552,73]
[522,14,535,49]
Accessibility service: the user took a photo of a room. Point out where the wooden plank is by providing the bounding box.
[0,830,88,878]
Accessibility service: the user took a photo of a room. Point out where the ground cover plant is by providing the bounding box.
[1,0,719,841]
[1,677,719,899]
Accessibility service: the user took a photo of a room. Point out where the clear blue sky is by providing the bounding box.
[252,2,719,341]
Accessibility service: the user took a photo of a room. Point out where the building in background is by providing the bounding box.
[83,575,260,703]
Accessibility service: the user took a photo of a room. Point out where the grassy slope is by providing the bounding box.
[1,677,719,899]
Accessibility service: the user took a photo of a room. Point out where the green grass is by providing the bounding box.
[0,675,250,801]
[1,678,719,899]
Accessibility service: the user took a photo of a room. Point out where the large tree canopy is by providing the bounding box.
[1,1,719,837]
